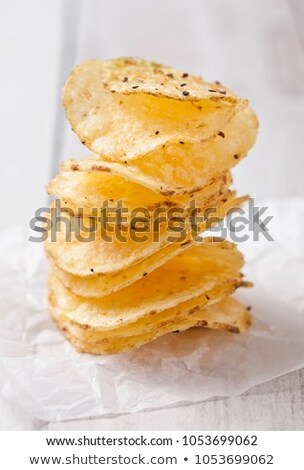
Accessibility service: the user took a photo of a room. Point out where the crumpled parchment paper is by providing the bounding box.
[0,197,303,423]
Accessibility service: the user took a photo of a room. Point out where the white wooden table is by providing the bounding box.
[0,370,302,430]
[0,0,303,430]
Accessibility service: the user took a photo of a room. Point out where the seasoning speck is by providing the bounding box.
[215,80,221,85]
[179,141,185,144]
[219,90,226,95]
[180,83,187,87]
[208,89,217,93]
[247,306,252,311]
[155,131,159,135]
[90,268,94,273]
[167,73,174,78]
[218,131,225,138]
[122,77,128,82]
[182,73,189,78]
[206,294,210,300]
[142,272,148,277]
[132,85,139,89]
[234,154,239,160]
[182,90,190,96]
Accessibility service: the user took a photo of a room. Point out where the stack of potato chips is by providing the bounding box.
[46,58,258,354]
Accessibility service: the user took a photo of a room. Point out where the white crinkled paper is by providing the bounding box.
[0,197,303,423]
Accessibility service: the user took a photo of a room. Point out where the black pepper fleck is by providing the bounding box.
[218,131,225,138]
[182,73,189,78]
[122,77,128,82]
[180,83,187,87]
[132,85,139,89]
[182,91,189,96]
[155,131,159,135]
[206,295,210,300]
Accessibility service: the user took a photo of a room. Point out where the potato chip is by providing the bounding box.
[48,238,241,299]
[105,57,238,102]
[50,285,250,354]
[63,58,244,160]
[44,191,247,276]
[47,239,193,298]
[62,104,257,197]
[49,275,235,340]
[47,168,231,218]
[45,57,257,355]
[48,241,244,330]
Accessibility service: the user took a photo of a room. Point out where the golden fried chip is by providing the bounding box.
[47,239,192,297]
[50,289,250,354]
[106,57,238,102]
[47,167,231,217]
[45,191,247,276]
[48,241,244,328]
[63,58,244,160]
[62,105,257,195]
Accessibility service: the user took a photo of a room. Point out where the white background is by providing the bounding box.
[0,0,303,430]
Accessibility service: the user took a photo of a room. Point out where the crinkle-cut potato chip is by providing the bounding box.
[48,241,244,329]
[49,277,250,354]
[62,104,257,195]
[47,168,231,218]
[63,58,245,159]
[44,191,248,276]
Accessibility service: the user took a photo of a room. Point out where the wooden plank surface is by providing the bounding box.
[0,369,302,430]
[45,370,303,431]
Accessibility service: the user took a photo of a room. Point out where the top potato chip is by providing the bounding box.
[63,58,243,160]
[102,57,237,101]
